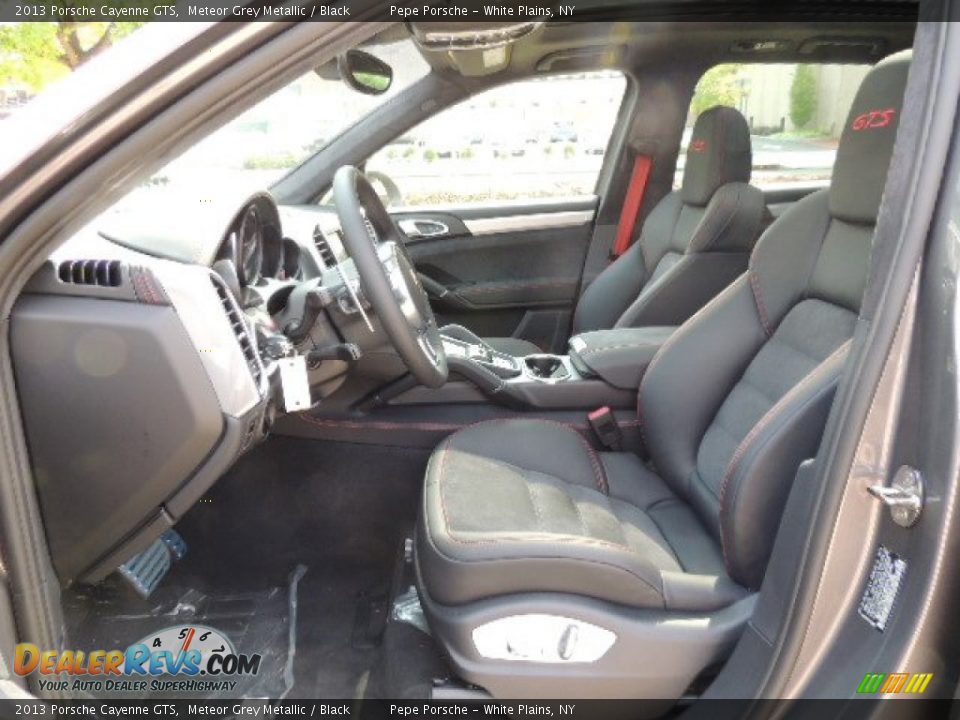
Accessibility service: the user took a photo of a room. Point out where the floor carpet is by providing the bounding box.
[63,436,447,700]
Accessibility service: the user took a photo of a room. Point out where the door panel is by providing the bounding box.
[395,197,597,352]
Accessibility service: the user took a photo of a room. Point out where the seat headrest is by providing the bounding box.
[681,106,752,206]
[829,50,911,225]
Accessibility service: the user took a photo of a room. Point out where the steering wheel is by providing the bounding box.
[332,166,448,388]
[366,170,403,208]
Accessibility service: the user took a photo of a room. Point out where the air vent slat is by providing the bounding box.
[210,275,263,387]
[313,226,337,268]
[364,218,378,244]
[57,259,124,287]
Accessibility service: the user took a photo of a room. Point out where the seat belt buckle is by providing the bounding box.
[588,406,623,451]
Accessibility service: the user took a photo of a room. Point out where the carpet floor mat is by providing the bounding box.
[60,436,447,700]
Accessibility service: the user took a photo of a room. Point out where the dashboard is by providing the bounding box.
[10,190,358,588]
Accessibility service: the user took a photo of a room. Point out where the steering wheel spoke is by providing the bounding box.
[332,166,448,388]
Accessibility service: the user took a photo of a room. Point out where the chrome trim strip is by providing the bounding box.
[464,210,595,236]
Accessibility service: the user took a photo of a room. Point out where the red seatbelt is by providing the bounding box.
[612,154,652,257]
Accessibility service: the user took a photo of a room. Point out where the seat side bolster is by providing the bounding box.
[660,570,751,612]
[748,189,833,336]
[639,276,767,497]
[614,252,749,328]
[718,341,852,588]
[687,182,765,255]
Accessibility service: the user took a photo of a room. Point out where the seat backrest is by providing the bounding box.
[573,106,765,335]
[638,51,911,590]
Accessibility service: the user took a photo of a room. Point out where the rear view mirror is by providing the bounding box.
[410,21,545,51]
[337,50,393,96]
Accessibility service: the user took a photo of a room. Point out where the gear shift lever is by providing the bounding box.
[440,324,521,379]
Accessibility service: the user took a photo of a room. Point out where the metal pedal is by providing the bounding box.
[118,530,188,598]
[160,528,188,560]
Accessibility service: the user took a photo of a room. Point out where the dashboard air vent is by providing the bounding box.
[210,274,263,387]
[58,259,123,287]
[313,226,337,268]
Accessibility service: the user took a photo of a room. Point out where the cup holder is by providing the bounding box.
[524,354,570,382]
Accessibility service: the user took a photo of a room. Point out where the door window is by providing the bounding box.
[366,71,627,208]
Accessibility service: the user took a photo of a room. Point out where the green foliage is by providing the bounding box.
[690,64,743,117]
[423,148,437,162]
[789,64,818,129]
[0,21,144,91]
[0,23,64,89]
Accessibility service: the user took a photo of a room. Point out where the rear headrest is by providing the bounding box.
[681,106,752,206]
[829,50,911,225]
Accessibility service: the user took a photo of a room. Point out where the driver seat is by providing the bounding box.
[484,105,765,356]
[415,51,910,700]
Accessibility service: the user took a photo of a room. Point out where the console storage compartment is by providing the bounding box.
[568,326,675,390]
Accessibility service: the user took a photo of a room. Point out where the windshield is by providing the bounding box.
[106,37,429,218]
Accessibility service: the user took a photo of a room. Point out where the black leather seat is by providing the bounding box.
[486,106,765,356]
[417,52,911,698]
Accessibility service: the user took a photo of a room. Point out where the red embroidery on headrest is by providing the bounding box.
[851,108,897,131]
[689,139,708,153]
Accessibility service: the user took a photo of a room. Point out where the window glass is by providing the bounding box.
[679,63,871,190]
[366,71,627,208]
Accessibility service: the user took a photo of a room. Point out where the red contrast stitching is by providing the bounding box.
[456,417,609,495]
[299,415,462,432]
[297,413,639,438]
[749,268,772,337]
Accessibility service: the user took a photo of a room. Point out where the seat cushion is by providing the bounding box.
[483,337,541,356]
[418,419,747,610]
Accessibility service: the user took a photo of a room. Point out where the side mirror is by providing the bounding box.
[337,50,393,96]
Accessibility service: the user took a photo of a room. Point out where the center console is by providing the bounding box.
[384,325,676,412]
[279,326,676,450]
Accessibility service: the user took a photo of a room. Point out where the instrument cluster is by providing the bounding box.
[218,193,303,288]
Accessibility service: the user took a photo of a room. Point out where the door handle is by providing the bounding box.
[418,273,449,298]
[399,218,449,238]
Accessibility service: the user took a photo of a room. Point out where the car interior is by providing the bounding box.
[7,15,931,709]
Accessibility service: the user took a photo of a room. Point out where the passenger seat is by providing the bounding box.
[486,106,765,356]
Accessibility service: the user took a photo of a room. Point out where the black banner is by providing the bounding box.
[0,0,920,24]
[0,699,954,720]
